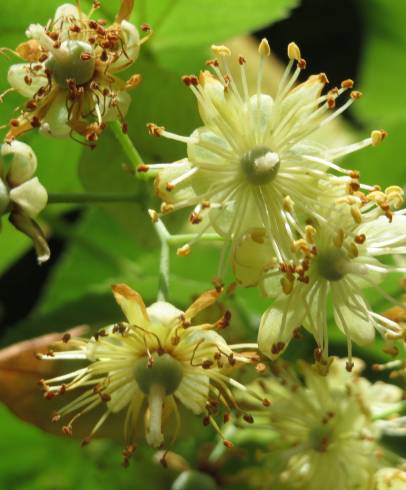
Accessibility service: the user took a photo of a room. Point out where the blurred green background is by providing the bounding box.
[0,0,405,488]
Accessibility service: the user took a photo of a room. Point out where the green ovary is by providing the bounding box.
[240,146,280,185]
[134,353,184,395]
[46,41,95,87]
[315,248,349,282]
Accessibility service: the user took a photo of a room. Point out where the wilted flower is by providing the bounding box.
[0,140,49,263]
[142,38,385,269]
[257,188,406,368]
[38,284,266,464]
[246,359,404,490]
[4,0,147,144]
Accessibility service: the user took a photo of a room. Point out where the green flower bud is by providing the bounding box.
[172,471,218,490]
[46,41,95,87]
[134,353,183,395]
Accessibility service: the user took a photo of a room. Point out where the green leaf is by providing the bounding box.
[139,0,299,51]
[355,0,406,125]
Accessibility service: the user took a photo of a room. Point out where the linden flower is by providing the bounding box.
[258,188,406,368]
[142,38,385,266]
[4,0,147,143]
[0,140,49,263]
[39,284,266,463]
[248,360,404,490]
[374,468,406,490]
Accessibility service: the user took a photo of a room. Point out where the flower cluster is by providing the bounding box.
[242,359,405,490]
[4,0,147,144]
[0,140,49,262]
[38,284,266,465]
[144,38,406,368]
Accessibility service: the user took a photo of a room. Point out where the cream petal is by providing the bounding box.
[375,468,406,490]
[110,21,140,72]
[154,159,197,204]
[332,283,375,346]
[111,284,149,328]
[359,214,406,254]
[9,177,47,218]
[175,372,209,414]
[9,211,50,264]
[7,63,48,98]
[258,289,306,360]
[107,380,138,413]
[0,179,9,215]
[245,94,274,135]
[40,91,71,138]
[2,140,38,186]
[147,301,183,328]
[101,91,132,122]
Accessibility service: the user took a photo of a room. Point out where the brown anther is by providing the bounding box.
[81,437,91,447]
[53,41,62,49]
[147,123,164,137]
[39,53,48,62]
[350,170,360,179]
[26,100,37,110]
[202,416,210,426]
[141,23,152,32]
[100,393,111,402]
[100,50,108,62]
[88,36,96,44]
[327,97,336,109]
[165,182,175,192]
[44,391,56,400]
[216,310,231,329]
[10,119,19,127]
[190,212,202,224]
[47,31,59,41]
[350,179,360,192]
[346,361,354,372]
[51,414,61,423]
[62,425,73,437]
[298,58,307,70]
[181,75,199,87]
[201,200,210,209]
[212,276,224,292]
[238,55,246,65]
[89,20,98,29]
[262,398,271,407]
[223,440,233,449]
[243,414,254,424]
[137,164,150,173]
[319,73,329,84]
[341,79,354,89]
[24,75,32,86]
[70,25,81,33]
[206,59,219,67]
[354,234,366,244]
[224,412,231,423]
[350,90,363,99]
[202,360,214,369]
[271,342,285,355]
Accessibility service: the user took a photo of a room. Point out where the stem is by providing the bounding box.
[110,120,152,180]
[47,192,139,204]
[166,233,222,246]
[153,218,171,302]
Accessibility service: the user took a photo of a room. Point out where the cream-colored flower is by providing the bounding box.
[258,190,406,368]
[0,140,49,263]
[248,359,404,490]
[374,468,406,490]
[4,1,147,144]
[39,284,265,464]
[143,39,385,269]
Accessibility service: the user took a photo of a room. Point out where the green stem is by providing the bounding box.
[166,233,222,246]
[47,192,140,204]
[110,120,152,180]
[153,218,171,302]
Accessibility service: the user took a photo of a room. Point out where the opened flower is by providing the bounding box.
[143,38,385,267]
[246,359,404,490]
[258,189,406,368]
[0,140,49,263]
[39,284,265,464]
[4,0,146,143]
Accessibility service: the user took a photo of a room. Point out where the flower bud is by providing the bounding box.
[172,471,218,490]
[0,179,10,215]
[2,140,38,186]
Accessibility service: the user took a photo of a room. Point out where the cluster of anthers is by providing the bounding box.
[2,0,150,145]
[38,285,268,466]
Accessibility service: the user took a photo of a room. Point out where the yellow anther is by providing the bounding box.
[282,195,295,213]
[350,205,362,224]
[211,45,231,57]
[148,209,159,223]
[305,225,316,244]
[333,228,345,248]
[371,129,388,146]
[176,244,191,257]
[281,276,294,295]
[287,42,301,61]
[258,38,271,57]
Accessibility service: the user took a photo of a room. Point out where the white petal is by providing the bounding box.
[175,372,209,414]
[39,92,71,138]
[101,91,132,122]
[258,288,306,360]
[110,21,140,72]
[2,140,38,185]
[9,177,47,218]
[147,301,183,328]
[332,283,375,346]
[375,468,406,490]
[7,63,48,98]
